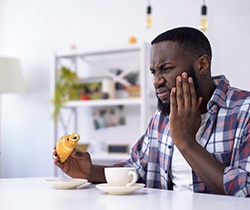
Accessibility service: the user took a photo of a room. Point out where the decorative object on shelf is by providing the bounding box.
[108,69,140,99]
[123,71,140,97]
[51,66,80,121]
[126,85,140,98]
[124,71,139,85]
[146,0,152,28]
[101,77,115,99]
[70,44,77,50]
[107,144,130,154]
[199,0,208,32]
[79,76,114,100]
[128,36,137,44]
[93,105,126,130]
[80,81,102,100]
[0,57,26,177]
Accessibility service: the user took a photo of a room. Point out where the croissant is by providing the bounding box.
[56,132,80,162]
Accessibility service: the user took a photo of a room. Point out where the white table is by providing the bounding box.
[0,177,249,210]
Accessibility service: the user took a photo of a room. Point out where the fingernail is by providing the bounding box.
[171,87,176,94]
[182,72,187,78]
[188,77,193,83]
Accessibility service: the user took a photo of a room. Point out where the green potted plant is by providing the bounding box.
[51,66,80,122]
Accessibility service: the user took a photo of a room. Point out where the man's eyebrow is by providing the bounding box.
[154,62,172,69]
[150,60,173,71]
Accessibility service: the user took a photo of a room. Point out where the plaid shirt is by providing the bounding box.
[118,75,250,197]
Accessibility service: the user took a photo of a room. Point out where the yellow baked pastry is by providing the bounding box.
[56,132,80,162]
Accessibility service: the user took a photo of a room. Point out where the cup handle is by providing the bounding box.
[126,171,138,187]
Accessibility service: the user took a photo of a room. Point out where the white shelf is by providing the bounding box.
[55,44,142,58]
[62,98,142,108]
[52,43,150,176]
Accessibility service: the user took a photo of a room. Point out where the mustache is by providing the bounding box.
[155,85,171,116]
[155,86,171,96]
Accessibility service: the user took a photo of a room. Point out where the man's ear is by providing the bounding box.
[196,54,210,75]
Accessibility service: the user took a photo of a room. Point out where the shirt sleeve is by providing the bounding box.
[223,123,250,197]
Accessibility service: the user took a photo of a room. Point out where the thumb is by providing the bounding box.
[54,157,64,169]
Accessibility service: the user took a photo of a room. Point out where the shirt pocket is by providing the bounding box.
[204,134,234,166]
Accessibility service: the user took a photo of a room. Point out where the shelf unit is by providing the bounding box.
[51,43,152,173]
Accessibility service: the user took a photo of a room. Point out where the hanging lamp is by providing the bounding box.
[199,0,208,32]
[146,0,152,28]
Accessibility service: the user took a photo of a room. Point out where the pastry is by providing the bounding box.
[56,132,80,162]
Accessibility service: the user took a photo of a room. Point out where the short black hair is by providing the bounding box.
[151,27,212,60]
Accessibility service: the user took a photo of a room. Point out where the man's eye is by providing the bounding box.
[163,67,173,71]
[150,70,156,76]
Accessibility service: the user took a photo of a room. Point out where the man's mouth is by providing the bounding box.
[156,88,170,102]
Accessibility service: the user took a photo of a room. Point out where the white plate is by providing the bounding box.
[96,183,145,195]
[44,178,88,190]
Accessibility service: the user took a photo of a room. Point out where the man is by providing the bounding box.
[53,27,250,197]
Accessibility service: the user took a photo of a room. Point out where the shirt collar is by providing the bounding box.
[207,75,229,111]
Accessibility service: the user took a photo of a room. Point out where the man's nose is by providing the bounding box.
[154,74,166,88]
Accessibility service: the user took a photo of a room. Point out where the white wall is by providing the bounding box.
[0,0,249,178]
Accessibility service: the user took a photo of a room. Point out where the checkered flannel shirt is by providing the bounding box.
[118,75,250,197]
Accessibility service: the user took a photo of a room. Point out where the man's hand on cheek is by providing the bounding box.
[169,72,203,149]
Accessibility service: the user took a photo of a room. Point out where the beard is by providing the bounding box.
[157,67,200,116]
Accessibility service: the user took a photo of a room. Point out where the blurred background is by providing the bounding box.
[0,0,249,178]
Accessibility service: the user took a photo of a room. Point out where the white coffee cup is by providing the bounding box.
[104,167,138,187]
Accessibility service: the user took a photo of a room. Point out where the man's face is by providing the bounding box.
[156,67,199,116]
[150,41,199,116]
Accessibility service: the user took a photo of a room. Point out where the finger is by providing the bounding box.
[53,156,62,166]
[52,149,57,156]
[72,149,90,160]
[170,87,177,114]
[188,76,198,108]
[175,75,184,109]
[72,149,84,158]
[181,72,191,109]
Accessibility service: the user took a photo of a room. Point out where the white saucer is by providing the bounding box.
[96,183,145,195]
[44,178,88,190]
